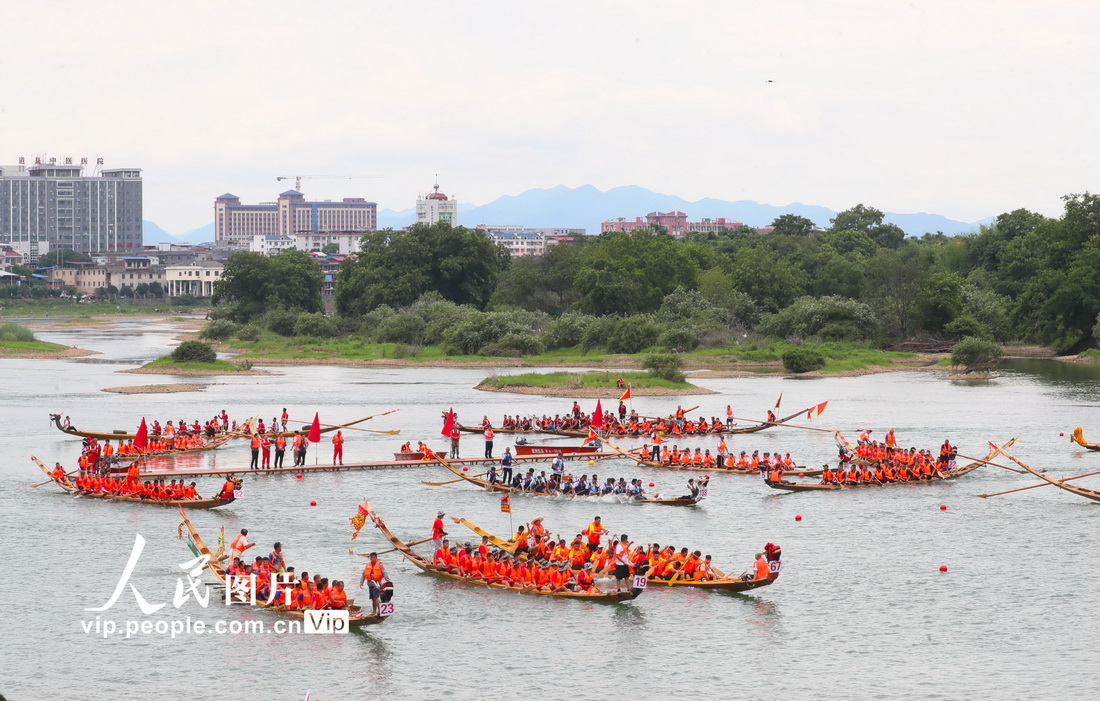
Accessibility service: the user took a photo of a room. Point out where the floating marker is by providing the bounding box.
[940,504,947,511]
[795,515,802,522]
[589,460,595,465]
[939,565,948,572]
[798,473,805,477]
[1060,432,1065,437]
[296,473,303,479]
[462,467,468,472]
[649,482,655,487]
[310,500,317,506]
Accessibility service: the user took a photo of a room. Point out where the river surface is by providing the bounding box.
[3,321,1100,700]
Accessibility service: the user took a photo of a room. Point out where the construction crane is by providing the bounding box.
[275,175,383,192]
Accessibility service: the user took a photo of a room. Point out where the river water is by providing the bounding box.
[3,322,1100,700]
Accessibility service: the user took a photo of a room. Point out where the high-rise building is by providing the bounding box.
[214,189,377,248]
[415,181,458,226]
[0,163,143,254]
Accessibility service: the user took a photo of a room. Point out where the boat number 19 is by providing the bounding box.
[379,602,395,617]
[633,575,648,589]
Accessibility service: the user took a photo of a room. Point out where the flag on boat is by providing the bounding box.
[134,418,148,451]
[350,499,371,540]
[592,399,603,428]
[619,385,631,402]
[814,401,828,417]
[441,408,455,437]
[774,393,783,410]
[500,494,511,513]
[308,413,322,443]
[582,428,600,446]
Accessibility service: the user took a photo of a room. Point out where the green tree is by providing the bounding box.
[728,247,807,312]
[950,337,1004,374]
[865,248,928,338]
[916,271,965,332]
[39,248,92,266]
[321,243,340,255]
[830,204,906,248]
[770,214,817,237]
[214,250,323,321]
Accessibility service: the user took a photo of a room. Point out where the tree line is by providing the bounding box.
[208,194,1100,355]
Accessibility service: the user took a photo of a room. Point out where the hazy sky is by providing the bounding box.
[2,1,1097,233]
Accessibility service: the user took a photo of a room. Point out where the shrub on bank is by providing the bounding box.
[292,313,339,339]
[172,340,217,364]
[782,347,826,373]
[950,336,1004,373]
[0,322,36,343]
[642,352,686,382]
[200,319,238,341]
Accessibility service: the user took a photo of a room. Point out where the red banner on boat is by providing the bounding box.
[350,499,370,540]
[308,413,321,443]
[582,428,600,446]
[619,385,631,402]
[774,392,783,410]
[500,494,511,513]
[592,399,603,429]
[441,408,455,438]
[134,418,148,451]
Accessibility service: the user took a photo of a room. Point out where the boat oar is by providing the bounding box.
[30,469,78,488]
[977,469,1100,498]
[954,453,1027,474]
[421,471,487,486]
[349,537,432,557]
[638,405,700,421]
[288,417,401,435]
[726,413,837,434]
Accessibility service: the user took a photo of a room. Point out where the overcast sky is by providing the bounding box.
[2,1,1097,234]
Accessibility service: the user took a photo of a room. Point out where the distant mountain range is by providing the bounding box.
[147,185,990,242]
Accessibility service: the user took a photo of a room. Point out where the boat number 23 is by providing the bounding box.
[379,602,395,616]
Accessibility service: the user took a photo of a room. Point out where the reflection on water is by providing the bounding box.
[611,602,647,628]
[1000,357,1100,385]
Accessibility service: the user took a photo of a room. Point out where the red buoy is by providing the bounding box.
[649,482,655,487]
[939,565,948,572]
[940,504,947,511]
[1060,432,1065,437]
[296,473,303,479]
[310,500,317,506]
[795,514,802,522]
[798,472,805,477]
[462,467,468,472]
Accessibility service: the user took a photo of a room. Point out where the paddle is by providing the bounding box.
[954,453,1027,474]
[421,471,488,486]
[349,537,432,557]
[978,469,1100,498]
[30,469,77,488]
[726,413,838,434]
[288,417,402,435]
[638,405,700,421]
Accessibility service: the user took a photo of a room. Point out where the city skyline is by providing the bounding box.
[2,1,1096,234]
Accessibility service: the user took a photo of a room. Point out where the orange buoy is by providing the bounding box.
[939,565,948,572]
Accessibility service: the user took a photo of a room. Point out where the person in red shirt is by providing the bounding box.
[432,511,447,551]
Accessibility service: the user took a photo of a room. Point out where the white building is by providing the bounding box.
[165,261,223,298]
[415,182,458,226]
[476,225,586,257]
[249,234,295,256]
[248,232,362,256]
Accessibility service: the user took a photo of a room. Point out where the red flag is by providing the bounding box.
[619,385,631,402]
[592,399,603,428]
[500,494,511,513]
[441,408,455,438]
[308,413,321,442]
[134,418,148,451]
[815,401,829,416]
[582,428,599,446]
[774,393,783,410]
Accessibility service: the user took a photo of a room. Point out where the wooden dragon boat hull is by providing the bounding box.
[434,459,703,505]
[764,440,1009,492]
[177,506,385,628]
[32,456,234,509]
[1071,427,1100,452]
[363,505,642,601]
[633,458,821,477]
[1004,443,1100,504]
[50,413,375,441]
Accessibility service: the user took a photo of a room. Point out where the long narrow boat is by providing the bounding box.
[1001,446,1100,504]
[631,455,822,477]
[458,519,781,593]
[763,440,1007,492]
[362,503,643,602]
[432,459,705,506]
[109,432,235,463]
[513,445,604,457]
[177,506,386,628]
[49,413,376,441]
[32,456,235,509]
[1070,427,1100,452]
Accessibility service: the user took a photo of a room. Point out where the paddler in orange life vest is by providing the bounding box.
[230,528,255,563]
[359,552,389,617]
[752,552,770,581]
[432,511,447,550]
[484,426,495,459]
[331,430,344,465]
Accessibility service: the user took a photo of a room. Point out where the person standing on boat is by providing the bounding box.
[500,447,514,485]
[260,435,272,469]
[280,408,288,432]
[249,433,260,470]
[432,512,447,551]
[449,426,461,459]
[230,529,255,563]
[269,542,285,573]
[484,427,495,459]
[551,452,565,477]
[274,434,286,468]
[359,552,389,617]
[332,430,344,465]
[612,534,632,593]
